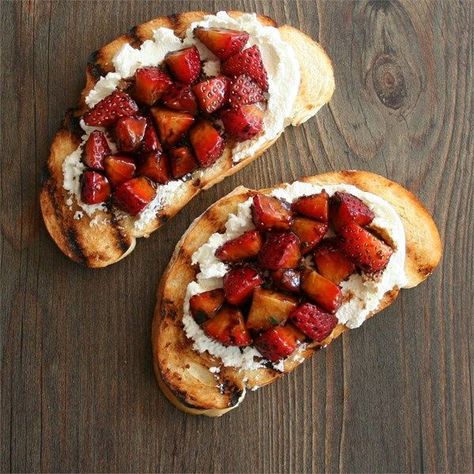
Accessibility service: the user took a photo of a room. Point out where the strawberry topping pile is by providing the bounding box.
[189,191,394,364]
[78,28,269,217]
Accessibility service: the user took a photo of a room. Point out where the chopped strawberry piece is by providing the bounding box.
[82,130,110,170]
[192,76,230,113]
[271,269,301,293]
[220,104,263,141]
[313,238,356,284]
[222,45,269,91]
[137,151,170,185]
[202,306,251,347]
[114,116,147,152]
[251,194,292,231]
[301,269,342,314]
[141,117,162,153]
[81,171,111,204]
[247,288,298,332]
[83,90,138,126]
[168,146,198,179]
[165,46,201,84]
[290,303,338,342]
[189,120,225,168]
[291,191,329,222]
[113,177,156,216]
[258,232,301,270]
[194,27,249,60]
[190,289,225,324]
[132,67,172,105]
[223,266,262,305]
[291,217,328,254]
[228,74,264,108]
[161,83,198,114]
[150,107,195,146]
[255,325,302,362]
[330,192,375,231]
[215,230,263,263]
[104,155,136,187]
[338,223,393,273]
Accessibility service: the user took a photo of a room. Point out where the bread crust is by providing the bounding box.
[152,171,442,416]
[40,11,335,267]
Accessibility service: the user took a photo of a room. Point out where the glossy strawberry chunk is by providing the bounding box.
[137,151,170,185]
[202,306,251,347]
[161,83,197,114]
[189,289,225,324]
[290,303,338,342]
[330,192,375,231]
[81,171,111,204]
[165,46,201,84]
[114,116,147,152]
[113,177,155,216]
[150,107,195,146]
[83,90,138,126]
[168,146,199,179]
[291,191,329,222]
[254,325,303,362]
[82,130,110,170]
[258,232,301,270]
[132,67,172,105]
[215,230,263,263]
[338,223,393,273]
[251,194,292,231]
[271,269,301,293]
[192,76,229,113]
[228,74,264,108]
[301,269,342,314]
[104,155,136,187]
[188,120,225,168]
[223,266,262,305]
[194,27,249,60]
[220,104,263,141]
[313,238,356,284]
[291,217,328,254]
[141,117,162,153]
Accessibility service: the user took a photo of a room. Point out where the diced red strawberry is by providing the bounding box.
[161,83,198,114]
[137,151,170,185]
[251,194,292,231]
[189,120,225,168]
[202,306,251,347]
[338,223,393,273]
[290,217,328,254]
[301,269,342,314]
[192,76,230,113]
[215,230,263,263]
[222,45,269,91]
[271,269,301,293]
[132,67,172,105]
[83,90,138,126]
[291,191,329,222]
[290,303,338,343]
[223,266,262,305]
[168,146,199,178]
[82,130,110,170]
[81,171,111,204]
[150,107,195,146]
[313,238,356,284]
[165,46,201,84]
[220,104,263,141]
[330,192,375,231]
[189,289,225,324]
[254,325,303,362]
[104,155,136,187]
[258,232,301,270]
[228,74,264,108]
[114,116,147,152]
[113,177,156,216]
[194,27,249,60]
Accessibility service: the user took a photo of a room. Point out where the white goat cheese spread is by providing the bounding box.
[182,181,408,372]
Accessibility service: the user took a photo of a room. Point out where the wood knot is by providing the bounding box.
[371,54,407,110]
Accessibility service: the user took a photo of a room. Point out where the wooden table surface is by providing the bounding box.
[1,1,473,472]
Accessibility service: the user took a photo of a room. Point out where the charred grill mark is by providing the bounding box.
[110,213,132,253]
[87,50,107,78]
[64,112,83,139]
[65,227,87,265]
[219,379,244,407]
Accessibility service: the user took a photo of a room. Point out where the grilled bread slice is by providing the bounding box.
[40,11,335,267]
[152,170,442,416]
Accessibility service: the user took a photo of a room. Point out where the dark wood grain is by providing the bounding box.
[1,0,472,472]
